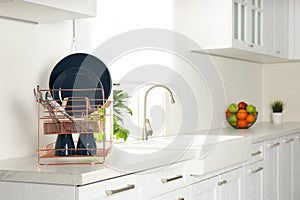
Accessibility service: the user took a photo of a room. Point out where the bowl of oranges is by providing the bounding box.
[226,101,258,129]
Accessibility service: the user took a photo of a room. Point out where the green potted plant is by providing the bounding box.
[113,87,132,141]
[271,100,285,124]
[85,86,132,142]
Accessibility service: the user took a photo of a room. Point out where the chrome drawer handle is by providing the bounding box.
[161,174,183,183]
[249,167,263,174]
[217,180,227,186]
[283,138,294,143]
[267,142,280,148]
[105,184,135,196]
[251,150,262,156]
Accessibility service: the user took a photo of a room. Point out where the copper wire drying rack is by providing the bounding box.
[35,86,113,165]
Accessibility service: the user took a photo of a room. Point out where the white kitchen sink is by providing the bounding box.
[105,134,251,175]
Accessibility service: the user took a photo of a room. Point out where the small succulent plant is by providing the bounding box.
[271,100,285,113]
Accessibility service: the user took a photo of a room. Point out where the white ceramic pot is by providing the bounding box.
[272,112,283,124]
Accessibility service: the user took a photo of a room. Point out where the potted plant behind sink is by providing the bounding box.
[271,100,285,124]
[113,85,132,142]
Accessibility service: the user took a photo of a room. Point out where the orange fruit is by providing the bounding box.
[236,109,248,120]
[246,114,255,123]
[226,109,231,117]
[237,119,248,128]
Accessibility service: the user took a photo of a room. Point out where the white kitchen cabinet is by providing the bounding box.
[0,0,96,24]
[263,138,280,200]
[279,135,294,200]
[77,162,190,200]
[293,0,300,59]
[191,176,218,199]
[187,0,263,52]
[143,162,191,198]
[243,142,264,200]
[191,167,243,200]
[273,0,290,58]
[263,0,290,58]
[243,161,264,200]
[76,174,143,200]
[246,142,264,165]
[0,181,75,200]
[263,0,274,56]
[218,168,243,200]
[292,133,300,200]
[150,186,191,200]
[185,0,292,62]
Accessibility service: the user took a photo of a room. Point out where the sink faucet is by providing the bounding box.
[143,84,175,140]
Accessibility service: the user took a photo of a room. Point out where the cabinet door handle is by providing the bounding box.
[283,138,294,143]
[267,142,280,148]
[217,179,227,186]
[249,167,263,174]
[178,197,185,200]
[251,150,262,156]
[295,136,300,140]
[105,184,135,196]
[161,174,183,183]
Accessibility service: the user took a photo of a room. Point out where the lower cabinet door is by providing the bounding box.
[218,168,243,200]
[243,161,263,200]
[279,135,293,200]
[0,181,75,200]
[263,138,280,200]
[293,133,300,200]
[191,176,218,200]
[150,186,191,200]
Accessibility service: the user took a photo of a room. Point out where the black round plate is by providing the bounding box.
[52,68,104,115]
[49,53,112,110]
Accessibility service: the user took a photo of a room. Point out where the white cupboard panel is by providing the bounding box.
[0,181,75,200]
[243,161,263,200]
[218,168,243,200]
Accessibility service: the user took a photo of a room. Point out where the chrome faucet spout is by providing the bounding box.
[143,84,175,140]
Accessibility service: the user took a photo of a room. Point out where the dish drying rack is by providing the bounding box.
[35,86,113,165]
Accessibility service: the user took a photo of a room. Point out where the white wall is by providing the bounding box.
[211,56,263,122]
[262,62,300,122]
[0,19,73,160]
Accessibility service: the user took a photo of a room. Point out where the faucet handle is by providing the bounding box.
[145,119,153,139]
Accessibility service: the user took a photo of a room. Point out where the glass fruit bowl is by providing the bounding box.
[226,112,258,129]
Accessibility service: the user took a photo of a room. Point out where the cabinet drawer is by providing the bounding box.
[143,162,189,197]
[246,143,263,164]
[76,174,143,200]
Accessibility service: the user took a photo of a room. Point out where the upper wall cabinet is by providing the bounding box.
[0,0,96,24]
[293,0,300,59]
[263,0,290,59]
[185,0,290,63]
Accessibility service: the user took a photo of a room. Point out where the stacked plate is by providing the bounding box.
[49,53,112,115]
[48,53,112,156]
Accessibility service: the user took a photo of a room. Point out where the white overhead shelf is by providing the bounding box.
[0,0,96,24]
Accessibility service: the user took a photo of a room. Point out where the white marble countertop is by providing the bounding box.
[0,121,300,186]
[221,121,300,143]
